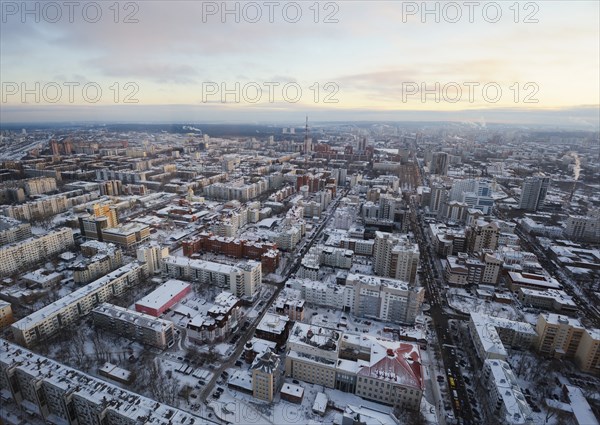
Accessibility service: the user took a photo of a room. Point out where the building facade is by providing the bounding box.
[11,262,147,347]
[0,228,74,276]
[92,303,175,349]
[0,340,204,425]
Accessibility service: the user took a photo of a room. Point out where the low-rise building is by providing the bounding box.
[0,340,205,425]
[21,269,63,289]
[285,323,424,410]
[517,288,578,314]
[11,262,147,347]
[507,271,562,292]
[92,303,175,349]
[102,222,150,249]
[469,313,538,361]
[135,279,191,317]
[255,313,291,349]
[274,292,305,322]
[186,291,241,344]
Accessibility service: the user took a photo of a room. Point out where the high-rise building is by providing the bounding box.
[466,220,500,254]
[373,231,420,284]
[430,152,449,175]
[518,176,550,211]
[79,203,119,241]
[99,180,123,196]
[429,182,448,213]
[536,314,584,359]
[137,243,169,274]
[564,214,600,243]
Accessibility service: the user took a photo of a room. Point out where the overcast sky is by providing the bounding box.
[1,1,598,127]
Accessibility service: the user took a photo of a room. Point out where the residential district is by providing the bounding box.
[0,122,598,425]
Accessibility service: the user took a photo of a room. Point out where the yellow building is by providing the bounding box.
[102,223,150,249]
[575,328,600,376]
[251,351,280,402]
[536,314,584,359]
[0,300,14,328]
[92,203,119,227]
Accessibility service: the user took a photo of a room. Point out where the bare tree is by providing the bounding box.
[91,331,112,364]
[69,330,88,368]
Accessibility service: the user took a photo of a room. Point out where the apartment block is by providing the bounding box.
[163,256,261,299]
[73,241,123,284]
[338,238,374,256]
[481,359,534,425]
[136,243,169,275]
[0,301,14,328]
[466,220,500,254]
[373,231,419,284]
[0,216,32,246]
[0,227,74,276]
[274,291,305,321]
[469,313,537,361]
[518,176,549,212]
[3,194,68,221]
[186,292,241,344]
[182,232,280,274]
[574,329,600,376]
[0,340,205,425]
[11,262,147,347]
[536,314,584,359]
[92,303,175,349]
[346,273,425,325]
[565,215,600,243]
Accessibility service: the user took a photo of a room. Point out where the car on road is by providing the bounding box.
[212,392,221,399]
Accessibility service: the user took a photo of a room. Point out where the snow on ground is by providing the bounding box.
[446,288,521,320]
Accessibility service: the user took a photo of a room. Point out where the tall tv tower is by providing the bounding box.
[303,116,312,154]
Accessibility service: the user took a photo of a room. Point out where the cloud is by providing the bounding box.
[83,59,199,84]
